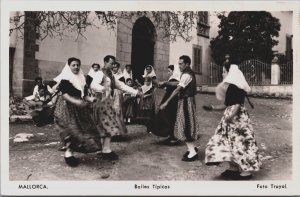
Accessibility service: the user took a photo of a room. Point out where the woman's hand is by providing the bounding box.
[84,95,97,103]
[158,81,166,88]
[136,90,143,98]
[160,102,168,110]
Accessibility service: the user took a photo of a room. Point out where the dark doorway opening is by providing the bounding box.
[131,17,156,83]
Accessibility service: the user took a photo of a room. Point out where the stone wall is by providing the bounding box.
[153,35,170,81]
[22,12,39,97]
[116,15,170,81]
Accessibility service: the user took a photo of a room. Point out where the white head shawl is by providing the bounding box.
[123,67,133,81]
[87,68,104,84]
[168,64,182,81]
[142,65,156,78]
[215,64,251,101]
[54,62,86,97]
[113,68,124,81]
[141,81,153,94]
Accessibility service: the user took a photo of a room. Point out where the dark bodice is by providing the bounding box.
[60,80,82,98]
[225,84,246,106]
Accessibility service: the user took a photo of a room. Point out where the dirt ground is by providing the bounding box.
[9,92,292,181]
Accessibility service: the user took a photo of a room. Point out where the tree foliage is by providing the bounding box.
[10,11,209,42]
[210,11,281,65]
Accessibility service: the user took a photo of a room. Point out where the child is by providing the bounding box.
[123,78,138,124]
[136,76,155,127]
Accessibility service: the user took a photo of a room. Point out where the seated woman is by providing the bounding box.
[148,64,181,145]
[136,76,155,127]
[123,78,138,124]
[53,57,102,167]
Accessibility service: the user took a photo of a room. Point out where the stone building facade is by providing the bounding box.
[10,11,210,97]
[10,11,291,97]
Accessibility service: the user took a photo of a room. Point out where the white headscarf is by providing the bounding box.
[142,65,156,78]
[141,82,153,94]
[216,64,251,101]
[113,68,124,81]
[87,68,104,84]
[168,64,182,81]
[54,62,86,97]
[123,68,133,81]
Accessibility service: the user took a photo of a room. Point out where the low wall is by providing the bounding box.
[199,85,293,99]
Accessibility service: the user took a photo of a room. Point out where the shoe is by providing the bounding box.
[64,156,79,167]
[168,139,180,146]
[183,147,199,158]
[102,151,119,160]
[58,146,67,151]
[162,137,171,145]
[221,170,240,179]
[181,153,198,162]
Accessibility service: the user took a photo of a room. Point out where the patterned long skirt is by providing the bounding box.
[91,94,128,138]
[174,97,200,142]
[112,89,127,134]
[205,105,261,172]
[54,96,102,153]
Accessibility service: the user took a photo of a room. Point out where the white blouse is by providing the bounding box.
[178,73,192,88]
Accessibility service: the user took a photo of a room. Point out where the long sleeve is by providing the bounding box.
[90,80,105,92]
[115,78,138,96]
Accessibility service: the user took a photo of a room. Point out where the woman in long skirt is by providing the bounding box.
[204,61,261,180]
[149,64,181,145]
[53,57,102,167]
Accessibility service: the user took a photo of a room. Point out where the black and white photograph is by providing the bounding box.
[1,0,300,196]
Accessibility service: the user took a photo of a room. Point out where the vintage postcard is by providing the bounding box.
[1,0,299,196]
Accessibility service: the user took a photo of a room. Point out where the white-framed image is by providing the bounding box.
[1,0,299,196]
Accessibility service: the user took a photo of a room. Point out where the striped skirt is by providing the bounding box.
[174,97,200,142]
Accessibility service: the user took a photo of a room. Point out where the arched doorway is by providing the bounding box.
[131,17,156,83]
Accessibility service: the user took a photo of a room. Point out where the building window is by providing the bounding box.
[197,11,210,38]
[193,45,202,74]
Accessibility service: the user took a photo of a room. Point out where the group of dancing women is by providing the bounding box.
[51,54,261,180]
